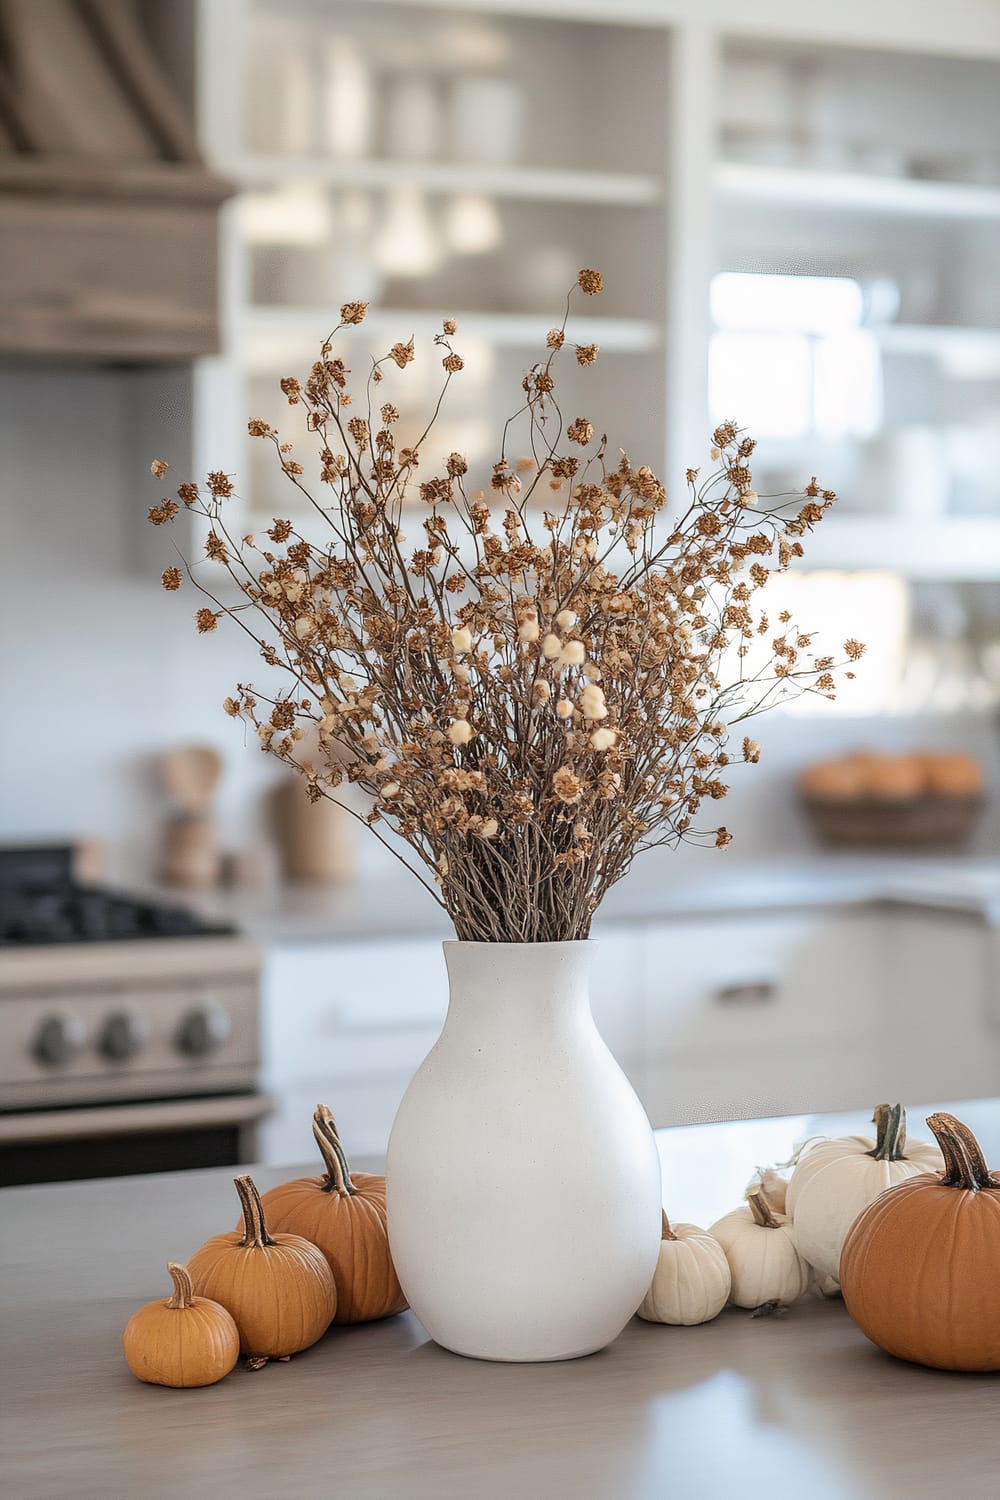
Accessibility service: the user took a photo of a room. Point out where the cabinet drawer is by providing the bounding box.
[262,940,447,1087]
[644,1039,896,1129]
[643,911,879,1059]
[589,927,643,1062]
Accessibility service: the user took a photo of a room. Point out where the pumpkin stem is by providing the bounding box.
[747,1187,781,1228]
[313,1105,356,1196]
[927,1112,996,1192]
[661,1210,678,1241]
[867,1102,907,1161]
[234,1175,277,1247]
[166,1261,194,1310]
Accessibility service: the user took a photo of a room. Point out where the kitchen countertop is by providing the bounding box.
[161,853,1000,944]
[5,1098,1000,1500]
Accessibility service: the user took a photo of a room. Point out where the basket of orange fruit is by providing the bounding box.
[800,751,985,846]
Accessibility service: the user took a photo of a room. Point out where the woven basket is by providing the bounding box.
[802,794,984,848]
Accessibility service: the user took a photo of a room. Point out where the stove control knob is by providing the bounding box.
[98,1010,149,1063]
[33,1014,86,1067]
[176,1004,231,1058]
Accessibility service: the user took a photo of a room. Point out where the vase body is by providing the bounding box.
[386,940,662,1362]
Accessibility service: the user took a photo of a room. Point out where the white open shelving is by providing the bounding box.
[792,516,1000,581]
[242,305,660,363]
[190,0,1000,580]
[874,324,1000,357]
[717,161,1000,221]
[240,155,662,206]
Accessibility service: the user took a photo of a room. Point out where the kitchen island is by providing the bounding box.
[4,1101,1000,1500]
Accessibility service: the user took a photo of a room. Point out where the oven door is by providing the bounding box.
[0,1091,273,1186]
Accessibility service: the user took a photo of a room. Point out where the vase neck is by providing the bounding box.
[442,941,594,1032]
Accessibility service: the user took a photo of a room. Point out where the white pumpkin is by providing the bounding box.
[637,1213,731,1326]
[786,1103,943,1285]
[710,1182,811,1310]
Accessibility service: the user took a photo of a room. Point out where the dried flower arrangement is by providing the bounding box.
[148,271,863,942]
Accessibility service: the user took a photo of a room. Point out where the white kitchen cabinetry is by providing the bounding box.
[876,908,997,1103]
[259,926,643,1163]
[260,939,448,1162]
[641,905,998,1127]
[189,0,1000,581]
[641,911,886,1125]
[259,903,998,1164]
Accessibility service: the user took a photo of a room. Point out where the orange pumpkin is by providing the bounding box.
[122,1262,239,1388]
[188,1174,337,1360]
[260,1105,406,1324]
[840,1112,1000,1371]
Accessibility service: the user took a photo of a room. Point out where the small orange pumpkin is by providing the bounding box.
[188,1174,337,1360]
[840,1112,1000,1371]
[259,1105,406,1324]
[122,1261,239,1388]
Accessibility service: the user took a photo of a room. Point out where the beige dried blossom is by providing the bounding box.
[447,720,473,746]
[389,338,415,369]
[553,767,583,803]
[148,499,178,526]
[578,269,604,295]
[559,640,586,668]
[340,301,368,325]
[161,566,182,591]
[579,684,608,720]
[150,459,170,478]
[148,270,860,942]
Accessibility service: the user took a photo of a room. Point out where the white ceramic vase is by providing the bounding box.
[386,940,662,1362]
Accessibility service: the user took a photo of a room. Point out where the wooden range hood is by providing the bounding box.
[0,0,233,361]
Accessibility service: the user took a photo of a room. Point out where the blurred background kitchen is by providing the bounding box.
[2,0,1000,1185]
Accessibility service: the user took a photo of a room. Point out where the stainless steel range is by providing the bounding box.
[0,846,269,1186]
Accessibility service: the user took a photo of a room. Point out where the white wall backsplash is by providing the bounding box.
[2,366,997,888]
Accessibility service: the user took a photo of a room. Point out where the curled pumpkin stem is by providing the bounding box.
[747,1187,780,1229]
[166,1261,194,1310]
[867,1102,907,1161]
[313,1104,357,1196]
[927,1112,995,1192]
[234,1175,277,1247]
[661,1210,677,1242]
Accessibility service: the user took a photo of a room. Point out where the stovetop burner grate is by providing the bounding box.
[0,845,235,947]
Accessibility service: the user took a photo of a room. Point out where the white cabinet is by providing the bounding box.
[875,908,997,1103]
[258,904,997,1163]
[260,927,645,1163]
[639,910,885,1126]
[260,939,448,1163]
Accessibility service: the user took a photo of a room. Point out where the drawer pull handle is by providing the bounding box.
[714,981,777,1006]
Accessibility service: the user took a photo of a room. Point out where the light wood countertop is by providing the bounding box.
[5,1105,1000,1499]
